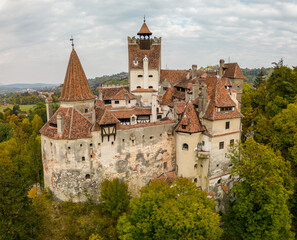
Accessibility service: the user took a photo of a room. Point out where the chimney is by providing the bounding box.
[60,84,64,94]
[219,59,225,77]
[173,99,178,120]
[198,85,208,116]
[45,97,53,122]
[151,94,157,122]
[192,83,200,100]
[192,65,197,79]
[186,70,190,80]
[57,114,63,134]
[92,107,96,124]
[98,87,103,100]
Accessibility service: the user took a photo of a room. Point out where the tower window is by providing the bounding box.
[149,75,153,77]
[194,178,197,183]
[90,143,93,147]
[182,143,189,150]
[163,162,167,169]
[85,174,90,179]
[219,142,224,149]
[137,86,141,89]
[82,156,85,161]
[84,109,88,113]
[138,75,143,78]
[194,164,198,169]
[225,121,230,129]
[149,86,153,88]
[115,100,119,104]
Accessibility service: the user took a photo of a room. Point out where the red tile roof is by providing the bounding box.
[137,22,152,35]
[175,101,205,133]
[203,76,243,120]
[100,87,135,100]
[131,88,157,93]
[160,87,173,105]
[95,99,105,108]
[110,107,151,119]
[160,69,190,86]
[223,63,245,79]
[172,88,185,100]
[59,49,96,102]
[128,44,161,70]
[118,120,175,130]
[40,107,92,139]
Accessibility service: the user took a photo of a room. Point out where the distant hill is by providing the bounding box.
[0,83,57,89]
[88,72,128,90]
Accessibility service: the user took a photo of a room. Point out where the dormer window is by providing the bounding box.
[217,107,234,112]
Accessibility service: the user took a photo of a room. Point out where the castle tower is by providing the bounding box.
[175,102,209,190]
[128,19,161,106]
[59,48,96,114]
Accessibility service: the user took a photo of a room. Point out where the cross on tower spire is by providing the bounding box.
[70,35,74,49]
[143,15,146,23]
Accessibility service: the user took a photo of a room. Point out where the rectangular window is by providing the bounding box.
[219,142,224,149]
[230,139,234,146]
[225,121,230,129]
[163,87,168,91]
[115,100,119,104]
[138,75,143,77]
[163,162,167,169]
[104,100,111,104]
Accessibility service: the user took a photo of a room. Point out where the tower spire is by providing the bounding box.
[144,14,146,23]
[70,35,74,49]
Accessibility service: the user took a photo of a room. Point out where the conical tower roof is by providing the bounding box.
[59,49,96,102]
[137,22,152,35]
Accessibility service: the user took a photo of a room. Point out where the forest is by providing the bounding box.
[1,65,297,239]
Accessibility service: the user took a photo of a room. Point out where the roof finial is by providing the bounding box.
[144,14,146,23]
[70,35,74,49]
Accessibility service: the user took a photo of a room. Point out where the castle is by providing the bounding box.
[40,20,244,211]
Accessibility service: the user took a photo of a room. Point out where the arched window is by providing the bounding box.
[85,174,90,179]
[194,178,197,183]
[137,86,141,88]
[149,86,153,88]
[182,143,189,150]
[194,164,198,169]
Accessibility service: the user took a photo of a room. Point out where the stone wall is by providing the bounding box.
[41,122,176,202]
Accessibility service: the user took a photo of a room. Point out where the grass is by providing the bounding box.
[0,104,36,112]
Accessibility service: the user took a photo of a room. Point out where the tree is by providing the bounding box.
[223,138,295,240]
[32,114,44,134]
[0,122,12,143]
[99,178,130,218]
[117,178,222,240]
[0,141,41,239]
[253,67,265,88]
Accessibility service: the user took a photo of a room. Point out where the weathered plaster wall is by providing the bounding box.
[60,99,95,114]
[41,122,176,202]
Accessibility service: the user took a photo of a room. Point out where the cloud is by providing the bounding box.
[0,0,296,84]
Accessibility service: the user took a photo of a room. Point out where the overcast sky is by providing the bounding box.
[0,0,297,85]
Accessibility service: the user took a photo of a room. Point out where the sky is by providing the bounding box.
[0,0,297,85]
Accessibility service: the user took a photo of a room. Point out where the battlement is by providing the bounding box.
[128,36,161,45]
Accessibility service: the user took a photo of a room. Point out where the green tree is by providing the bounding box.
[117,178,222,240]
[0,122,13,142]
[32,114,44,134]
[0,141,41,239]
[253,67,265,88]
[224,138,294,240]
[99,178,130,218]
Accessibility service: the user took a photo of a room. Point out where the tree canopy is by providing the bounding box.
[117,178,222,240]
[224,138,295,240]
